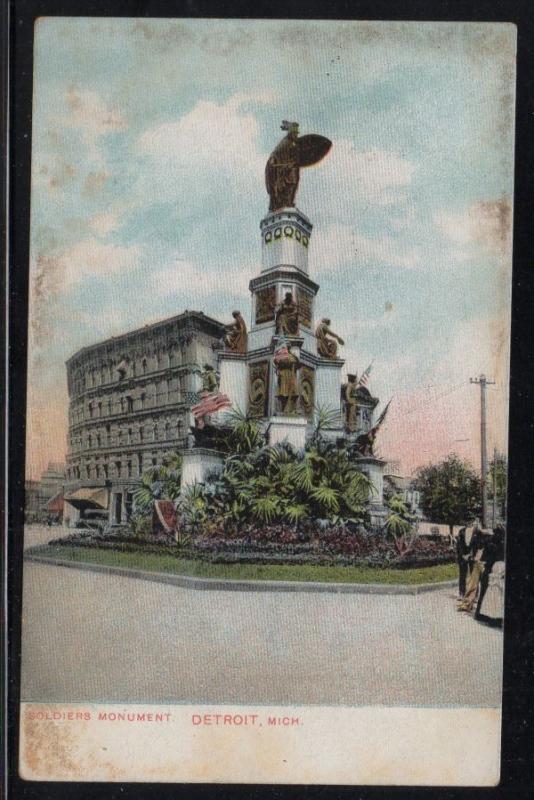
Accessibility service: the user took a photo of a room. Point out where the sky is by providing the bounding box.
[25,18,516,479]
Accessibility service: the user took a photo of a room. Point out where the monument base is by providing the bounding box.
[216,352,248,421]
[266,415,307,449]
[180,448,224,492]
[353,455,386,506]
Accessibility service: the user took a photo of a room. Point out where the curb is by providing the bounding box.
[24,553,457,595]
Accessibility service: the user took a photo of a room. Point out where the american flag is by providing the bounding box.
[191,392,231,420]
[358,362,373,388]
[273,346,291,365]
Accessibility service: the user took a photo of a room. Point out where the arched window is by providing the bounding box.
[142,357,148,374]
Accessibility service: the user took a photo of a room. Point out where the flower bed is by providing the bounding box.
[42,522,455,570]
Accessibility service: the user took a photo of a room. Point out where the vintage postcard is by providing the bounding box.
[20,18,515,785]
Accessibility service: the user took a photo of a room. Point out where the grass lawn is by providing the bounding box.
[27,544,458,585]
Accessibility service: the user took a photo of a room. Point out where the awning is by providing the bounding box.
[46,491,65,513]
[64,487,109,510]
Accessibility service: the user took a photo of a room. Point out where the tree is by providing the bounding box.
[413,454,481,537]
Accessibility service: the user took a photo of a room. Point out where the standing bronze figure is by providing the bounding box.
[275,291,299,336]
[274,340,301,414]
[342,373,359,432]
[265,121,332,212]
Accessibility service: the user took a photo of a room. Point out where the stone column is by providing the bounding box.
[216,352,248,418]
[314,357,345,429]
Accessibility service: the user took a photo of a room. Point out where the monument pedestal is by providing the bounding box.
[266,415,307,449]
[180,448,224,492]
[354,455,386,505]
[214,352,248,423]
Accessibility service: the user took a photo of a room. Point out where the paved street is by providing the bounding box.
[23,523,73,550]
[21,561,503,707]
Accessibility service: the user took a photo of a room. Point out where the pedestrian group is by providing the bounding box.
[455,522,505,627]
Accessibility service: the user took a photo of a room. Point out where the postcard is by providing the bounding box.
[20,17,515,785]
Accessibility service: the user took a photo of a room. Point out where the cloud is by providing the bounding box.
[31,239,141,295]
[135,92,275,205]
[62,86,127,169]
[88,204,130,236]
[64,86,127,136]
[151,258,252,302]
[434,199,512,258]
[310,141,416,213]
[311,221,421,273]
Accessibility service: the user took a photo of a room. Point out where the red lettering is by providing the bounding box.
[192,714,201,725]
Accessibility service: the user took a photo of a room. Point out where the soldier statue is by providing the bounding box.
[274,339,301,415]
[275,291,299,336]
[342,373,359,432]
[201,363,218,394]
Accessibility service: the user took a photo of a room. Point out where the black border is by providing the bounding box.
[7,1,534,799]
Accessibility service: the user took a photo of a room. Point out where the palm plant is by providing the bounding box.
[223,408,265,454]
[132,452,182,513]
[384,494,418,555]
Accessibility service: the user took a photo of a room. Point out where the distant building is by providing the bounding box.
[63,310,225,527]
[383,466,422,517]
[24,462,66,521]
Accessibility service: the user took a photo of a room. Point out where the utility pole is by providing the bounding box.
[492,446,497,527]
[470,374,495,527]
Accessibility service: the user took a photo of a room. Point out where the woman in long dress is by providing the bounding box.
[476,525,505,627]
[477,561,505,626]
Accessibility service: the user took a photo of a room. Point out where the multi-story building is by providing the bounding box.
[63,310,225,527]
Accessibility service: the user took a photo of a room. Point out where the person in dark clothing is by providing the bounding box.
[475,524,505,621]
[457,524,488,611]
[456,527,469,598]
[456,523,480,599]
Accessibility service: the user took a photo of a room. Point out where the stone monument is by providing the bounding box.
[198,122,387,506]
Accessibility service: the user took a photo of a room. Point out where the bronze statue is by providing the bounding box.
[342,373,358,432]
[274,340,301,414]
[265,121,332,212]
[316,318,344,359]
[201,363,218,394]
[224,310,247,354]
[275,291,299,336]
